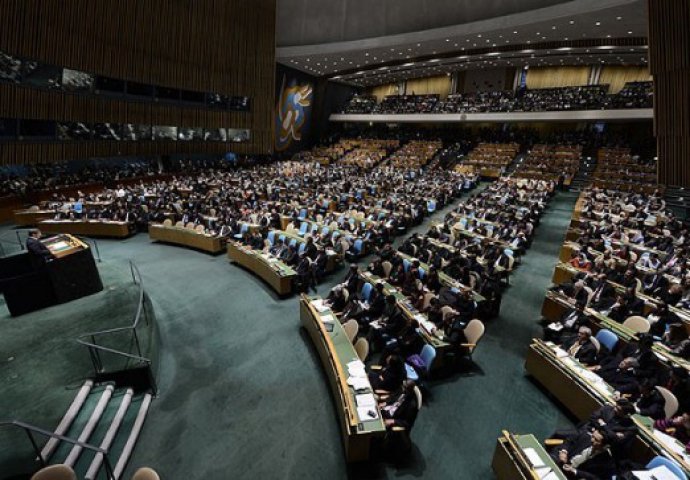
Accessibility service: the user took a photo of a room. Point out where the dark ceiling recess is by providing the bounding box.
[333,37,648,79]
[277,0,574,46]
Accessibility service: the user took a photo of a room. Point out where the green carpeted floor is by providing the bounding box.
[0,188,579,479]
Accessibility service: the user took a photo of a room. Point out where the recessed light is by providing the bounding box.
[569,20,575,25]
[595,21,601,26]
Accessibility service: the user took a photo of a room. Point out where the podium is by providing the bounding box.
[0,234,103,316]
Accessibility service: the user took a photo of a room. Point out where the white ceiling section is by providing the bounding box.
[276,0,649,86]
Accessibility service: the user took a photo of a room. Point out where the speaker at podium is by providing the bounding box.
[0,233,103,316]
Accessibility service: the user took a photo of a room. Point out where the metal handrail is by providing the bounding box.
[75,261,156,392]
[0,420,116,479]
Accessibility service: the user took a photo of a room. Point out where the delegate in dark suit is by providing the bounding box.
[26,232,55,266]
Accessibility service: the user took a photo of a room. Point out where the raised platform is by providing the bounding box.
[0,260,159,479]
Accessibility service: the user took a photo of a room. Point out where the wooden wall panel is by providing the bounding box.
[0,0,276,163]
[599,66,652,93]
[647,0,690,187]
[405,75,451,99]
[368,83,399,101]
[525,66,590,89]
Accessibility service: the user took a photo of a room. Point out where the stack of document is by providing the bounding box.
[311,299,329,313]
[347,360,367,378]
[547,322,564,332]
[355,393,376,407]
[355,394,379,422]
[522,447,559,478]
[347,376,369,391]
[320,313,336,324]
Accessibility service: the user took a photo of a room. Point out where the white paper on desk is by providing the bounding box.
[553,347,569,359]
[633,465,679,480]
[355,393,376,408]
[522,448,545,468]
[652,430,686,455]
[347,376,369,391]
[356,406,379,422]
[347,360,367,378]
[547,322,564,332]
[420,320,437,333]
[347,359,364,369]
[320,314,336,324]
[533,467,556,479]
[311,298,326,310]
[541,471,560,480]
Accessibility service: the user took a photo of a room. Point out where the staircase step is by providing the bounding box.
[49,385,111,464]
[83,389,134,480]
[63,385,114,467]
[112,393,152,480]
[40,380,94,462]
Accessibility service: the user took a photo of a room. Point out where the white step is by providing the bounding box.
[85,388,134,480]
[40,379,94,462]
[112,393,152,480]
[64,385,114,467]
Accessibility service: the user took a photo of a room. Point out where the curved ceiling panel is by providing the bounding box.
[277,0,573,47]
[277,0,648,84]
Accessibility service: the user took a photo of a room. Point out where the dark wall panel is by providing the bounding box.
[647,0,690,186]
[0,0,276,163]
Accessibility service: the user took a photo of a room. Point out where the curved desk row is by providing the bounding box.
[300,295,386,462]
[227,241,296,296]
[38,219,133,238]
[525,338,690,475]
[13,209,55,226]
[149,224,225,254]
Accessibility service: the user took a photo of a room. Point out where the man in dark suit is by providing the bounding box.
[26,229,55,266]
[593,357,641,395]
[545,298,588,343]
[554,428,618,479]
[562,327,598,365]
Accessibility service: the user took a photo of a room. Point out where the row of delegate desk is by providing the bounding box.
[38,219,133,238]
[494,335,690,479]
[300,295,387,461]
[227,196,436,296]
[226,241,296,296]
[494,190,690,479]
